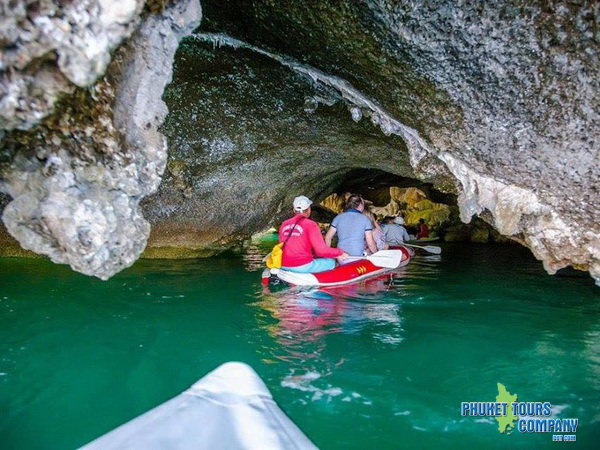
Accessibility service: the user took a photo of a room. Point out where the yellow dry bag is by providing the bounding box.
[265,242,284,269]
[265,217,304,269]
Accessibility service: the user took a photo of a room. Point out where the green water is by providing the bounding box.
[0,243,598,449]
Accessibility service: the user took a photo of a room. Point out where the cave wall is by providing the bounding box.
[142,40,417,257]
[0,0,146,132]
[0,0,201,279]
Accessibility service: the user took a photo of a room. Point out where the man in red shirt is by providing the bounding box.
[280,196,348,273]
[416,218,430,239]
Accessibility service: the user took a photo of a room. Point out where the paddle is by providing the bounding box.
[345,249,404,269]
[402,242,442,254]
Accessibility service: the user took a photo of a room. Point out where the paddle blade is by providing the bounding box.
[402,243,442,254]
[421,245,442,254]
[366,250,404,268]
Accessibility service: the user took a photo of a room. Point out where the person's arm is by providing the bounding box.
[324,226,337,246]
[365,230,378,254]
[402,227,410,242]
[309,222,344,258]
[375,229,388,250]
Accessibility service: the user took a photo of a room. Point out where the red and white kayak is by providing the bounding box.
[262,247,411,287]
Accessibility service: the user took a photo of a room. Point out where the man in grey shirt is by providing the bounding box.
[383,216,411,245]
[325,194,378,262]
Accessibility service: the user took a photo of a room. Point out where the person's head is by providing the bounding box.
[293,195,313,216]
[363,209,378,228]
[345,194,364,211]
[394,216,405,225]
[382,216,394,224]
[419,218,425,224]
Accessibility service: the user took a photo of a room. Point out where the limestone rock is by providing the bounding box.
[0,0,201,279]
[1,0,598,286]
[142,38,417,258]
[0,0,147,131]
[471,228,490,244]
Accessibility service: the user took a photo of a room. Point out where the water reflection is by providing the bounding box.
[249,247,444,378]
[241,242,269,272]
[253,273,409,401]
[241,234,279,272]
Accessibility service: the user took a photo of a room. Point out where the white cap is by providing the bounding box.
[394,216,405,225]
[293,195,313,212]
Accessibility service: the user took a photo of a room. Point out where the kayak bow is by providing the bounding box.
[83,362,316,449]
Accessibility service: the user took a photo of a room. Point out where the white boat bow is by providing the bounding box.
[82,362,316,449]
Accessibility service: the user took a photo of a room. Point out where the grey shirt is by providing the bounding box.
[382,224,410,245]
[331,209,372,256]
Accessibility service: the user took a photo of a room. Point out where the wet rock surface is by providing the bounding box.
[143,40,416,257]
[0,0,201,279]
[0,0,147,131]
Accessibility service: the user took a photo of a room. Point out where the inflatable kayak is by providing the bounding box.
[263,247,411,287]
[83,362,316,449]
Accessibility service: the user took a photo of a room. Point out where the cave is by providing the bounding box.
[0,0,597,283]
[263,168,462,238]
[139,32,484,259]
[0,2,599,448]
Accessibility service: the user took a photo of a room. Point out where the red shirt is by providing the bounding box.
[279,214,343,267]
[416,223,429,239]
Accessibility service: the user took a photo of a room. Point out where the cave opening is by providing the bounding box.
[0,0,596,284]
[252,167,503,245]
[248,162,527,254]
[305,168,456,238]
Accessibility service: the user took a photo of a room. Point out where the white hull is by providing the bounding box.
[83,362,316,449]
